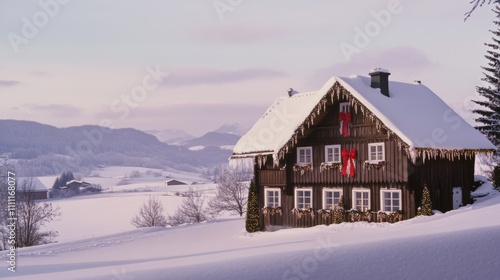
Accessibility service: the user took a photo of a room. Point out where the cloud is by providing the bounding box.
[27,71,50,77]
[193,25,295,44]
[96,103,267,136]
[0,80,20,87]
[29,104,84,118]
[164,67,288,87]
[309,46,436,87]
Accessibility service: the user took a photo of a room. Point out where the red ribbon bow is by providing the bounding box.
[341,148,356,177]
[339,112,351,137]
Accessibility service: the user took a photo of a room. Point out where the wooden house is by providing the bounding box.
[65,180,91,190]
[165,179,187,186]
[17,177,49,200]
[230,69,495,230]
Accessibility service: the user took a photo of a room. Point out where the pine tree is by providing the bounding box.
[473,5,500,166]
[332,195,345,224]
[51,171,75,198]
[245,178,260,233]
[417,185,432,216]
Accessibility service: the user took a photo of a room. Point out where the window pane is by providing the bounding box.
[381,191,400,212]
[267,190,279,207]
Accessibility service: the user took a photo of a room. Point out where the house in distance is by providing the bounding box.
[17,177,49,200]
[231,69,495,230]
[165,179,187,186]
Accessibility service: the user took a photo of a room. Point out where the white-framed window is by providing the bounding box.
[380,190,401,212]
[325,145,341,163]
[352,189,370,211]
[297,147,313,166]
[323,188,343,209]
[295,188,313,209]
[340,102,350,113]
[368,142,385,162]
[265,188,281,208]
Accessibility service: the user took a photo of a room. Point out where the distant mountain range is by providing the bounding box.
[0,120,235,176]
[143,128,195,145]
[212,123,247,136]
[144,123,246,148]
[183,132,241,148]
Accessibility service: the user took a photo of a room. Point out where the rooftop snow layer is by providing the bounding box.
[232,75,495,157]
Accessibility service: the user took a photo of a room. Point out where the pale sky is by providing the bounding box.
[0,0,494,136]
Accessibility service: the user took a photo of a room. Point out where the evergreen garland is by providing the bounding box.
[245,178,260,233]
[472,5,500,165]
[417,185,433,216]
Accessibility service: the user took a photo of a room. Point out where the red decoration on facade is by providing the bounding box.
[341,148,356,177]
[339,112,351,137]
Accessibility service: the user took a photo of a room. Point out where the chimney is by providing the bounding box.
[369,68,391,97]
[288,88,299,97]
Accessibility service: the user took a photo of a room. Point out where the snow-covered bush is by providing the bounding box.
[131,196,168,228]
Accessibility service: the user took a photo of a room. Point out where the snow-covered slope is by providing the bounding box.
[213,122,247,136]
[2,182,499,280]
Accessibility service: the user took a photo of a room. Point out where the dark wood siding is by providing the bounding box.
[258,170,286,186]
[408,155,475,213]
[288,140,407,185]
[18,191,47,200]
[254,99,474,230]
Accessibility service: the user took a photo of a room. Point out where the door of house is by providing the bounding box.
[452,187,462,210]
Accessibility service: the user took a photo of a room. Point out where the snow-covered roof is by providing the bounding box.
[17,177,49,192]
[232,74,495,163]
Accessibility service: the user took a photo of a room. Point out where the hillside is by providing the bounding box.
[184,131,241,148]
[1,178,499,279]
[212,122,247,136]
[0,120,231,176]
[143,128,195,145]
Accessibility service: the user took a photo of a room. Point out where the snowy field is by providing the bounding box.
[1,173,500,279]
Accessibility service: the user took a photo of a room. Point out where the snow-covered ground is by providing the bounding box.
[1,176,500,280]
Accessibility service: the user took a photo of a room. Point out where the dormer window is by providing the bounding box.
[339,102,350,113]
[297,147,313,166]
